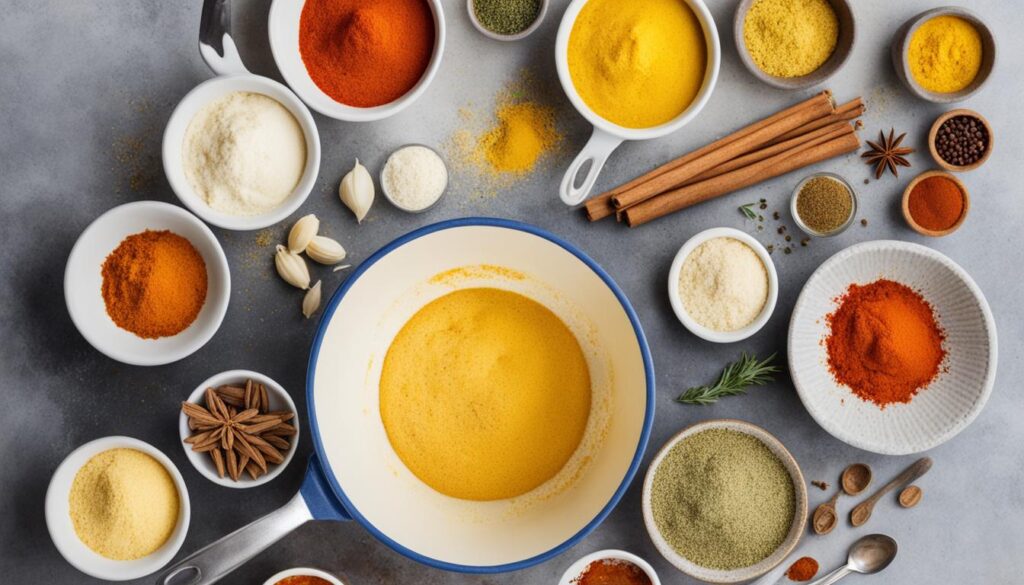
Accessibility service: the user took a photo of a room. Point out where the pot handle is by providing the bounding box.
[198,0,249,76]
[157,456,350,585]
[559,127,623,207]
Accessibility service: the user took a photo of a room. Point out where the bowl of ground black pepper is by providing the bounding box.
[467,0,548,41]
[642,419,807,583]
[928,109,993,172]
[902,170,969,237]
[791,173,857,237]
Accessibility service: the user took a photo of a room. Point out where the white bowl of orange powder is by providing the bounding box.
[64,201,230,366]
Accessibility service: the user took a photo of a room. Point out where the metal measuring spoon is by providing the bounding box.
[806,534,898,585]
[811,463,872,534]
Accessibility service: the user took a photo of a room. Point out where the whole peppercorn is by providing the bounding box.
[935,115,989,167]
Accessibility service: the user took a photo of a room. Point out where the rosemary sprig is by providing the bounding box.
[676,353,780,405]
[739,202,758,221]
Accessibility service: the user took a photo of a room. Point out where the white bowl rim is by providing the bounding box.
[267,0,447,122]
[553,0,721,141]
[178,369,300,488]
[787,239,999,454]
[667,227,779,343]
[63,200,231,366]
[466,0,550,41]
[262,567,344,585]
[161,73,322,231]
[641,419,807,583]
[45,436,191,581]
[557,549,661,585]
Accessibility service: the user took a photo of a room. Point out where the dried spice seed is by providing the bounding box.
[862,128,914,178]
[795,176,853,234]
[935,115,988,167]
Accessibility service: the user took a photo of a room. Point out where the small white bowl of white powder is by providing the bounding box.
[667,227,778,343]
[380,144,449,213]
[163,77,320,230]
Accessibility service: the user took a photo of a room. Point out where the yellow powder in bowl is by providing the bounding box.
[69,448,180,560]
[568,0,707,128]
[380,288,591,501]
[908,15,982,94]
[743,0,838,78]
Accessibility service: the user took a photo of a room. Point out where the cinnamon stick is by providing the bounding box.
[623,129,861,227]
[611,96,836,210]
[583,91,834,221]
[768,98,864,146]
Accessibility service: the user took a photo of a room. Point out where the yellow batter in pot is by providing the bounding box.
[380,287,592,501]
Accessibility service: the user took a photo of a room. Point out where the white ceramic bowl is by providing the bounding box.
[268,0,446,122]
[179,370,300,488]
[558,550,660,585]
[466,0,549,42]
[379,144,449,213]
[667,227,778,343]
[63,201,230,366]
[553,0,721,205]
[162,74,321,230]
[641,420,807,584]
[789,240,997,454]
[263,567,344,585]
[45,436,191,581]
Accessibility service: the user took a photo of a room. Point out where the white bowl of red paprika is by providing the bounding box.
[268,0,446,122]
[64,201,230,366]
[788,240,997,454]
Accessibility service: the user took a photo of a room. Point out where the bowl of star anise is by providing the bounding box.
[179,370,299,488]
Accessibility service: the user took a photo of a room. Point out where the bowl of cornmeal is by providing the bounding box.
[305,217,654,571]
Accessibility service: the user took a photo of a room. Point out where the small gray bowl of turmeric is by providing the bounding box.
[734,0,855,90]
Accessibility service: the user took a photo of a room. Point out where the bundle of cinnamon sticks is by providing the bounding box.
[583,91,865,227]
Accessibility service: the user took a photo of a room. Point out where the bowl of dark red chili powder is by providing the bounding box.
[902,170,969,237]
[558,549,659,585]
[788,240,996,454]
[64,201,230,366]
[268,0,445,121]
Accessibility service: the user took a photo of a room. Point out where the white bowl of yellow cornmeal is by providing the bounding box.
[45,436,190,581]
[306,218,654,570]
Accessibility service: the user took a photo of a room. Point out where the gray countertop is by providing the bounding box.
[2,0,1021,583]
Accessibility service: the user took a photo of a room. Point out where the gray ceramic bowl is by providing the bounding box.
[891,7,995,103]
[734,0,855,90]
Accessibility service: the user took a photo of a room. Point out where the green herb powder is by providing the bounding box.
[651,429,796,570]
[473,0,541,36]
[796,176,853,234]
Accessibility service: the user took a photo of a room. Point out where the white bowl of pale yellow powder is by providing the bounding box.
[163,77,320,230]
[668,227,777,343]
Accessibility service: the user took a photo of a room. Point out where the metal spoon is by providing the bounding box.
[811,463,872,534]
[806,534,898,585]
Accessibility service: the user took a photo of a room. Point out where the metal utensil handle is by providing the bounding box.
[157,492,312,585]
[806,564,853,585]
[198,0,248,76]
[861,457,932,507]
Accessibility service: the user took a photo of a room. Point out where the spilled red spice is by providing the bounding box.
[825,279,946,407]
[574,558,652,585]
[786,556,819,581]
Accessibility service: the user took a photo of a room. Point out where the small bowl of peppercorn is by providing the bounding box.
[467,0,549,41]
[929,109,993,172]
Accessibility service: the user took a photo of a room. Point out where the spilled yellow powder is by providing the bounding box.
[69,448,180,560]
[380,288,591,501]
[479,102,560,173]
[428,264,527,286]
[908,15,982,93]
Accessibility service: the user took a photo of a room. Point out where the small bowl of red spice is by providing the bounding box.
[788,240,997,454]
[558,550,659,585]
[902,170,969,237]
[268,0,446,122]
[263,567,344,585]
[64,201,230,366]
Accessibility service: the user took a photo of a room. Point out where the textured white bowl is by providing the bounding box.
[63,201,230,366]
[179,370,300,488]
[667,227,778,343]
[45,436,190,581]
[641,420,807,584]
[558,549,660,585]
[262,567,344,585]
[788,240,997,454]
[268,0,446,122]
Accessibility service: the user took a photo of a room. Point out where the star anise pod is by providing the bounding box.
[862,128,915,179]
[182,379,296,481]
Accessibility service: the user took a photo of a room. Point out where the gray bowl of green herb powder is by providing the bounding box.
[467,0,548,41]
[642,420,807,583]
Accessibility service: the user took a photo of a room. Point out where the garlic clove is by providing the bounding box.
[274,244,310,290]
[305,235,347,265]
[303,280,322,319]
[288,214,319,254]
[339,158,374,223]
